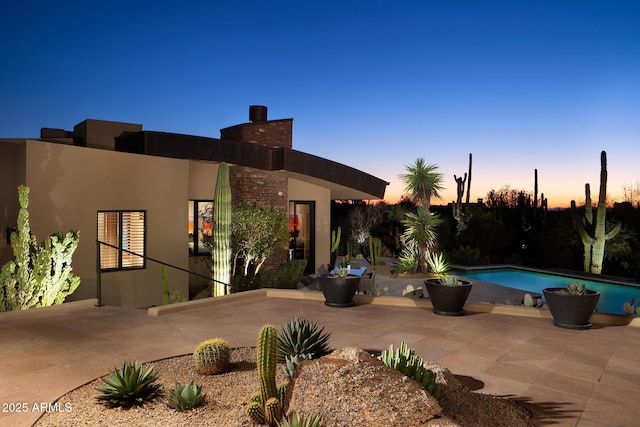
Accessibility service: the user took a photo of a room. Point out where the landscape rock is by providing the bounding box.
[286,347,456,427]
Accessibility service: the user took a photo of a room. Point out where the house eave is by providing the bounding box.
[115,131,387,200]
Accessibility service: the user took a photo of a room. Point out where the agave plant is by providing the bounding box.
[438,274,460,286]
[277,317,331,363]
[566,281,587,295]
[95,360,161,407]
[167,381,206,411]
[277,411,324,427]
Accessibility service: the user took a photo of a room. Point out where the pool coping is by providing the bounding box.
[451,264,640,289]
[147,288,640,327]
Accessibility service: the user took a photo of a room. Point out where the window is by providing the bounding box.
[97,211,146,270]
[188,200,213,255]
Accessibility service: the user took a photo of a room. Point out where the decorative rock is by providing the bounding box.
[286,347,456,426]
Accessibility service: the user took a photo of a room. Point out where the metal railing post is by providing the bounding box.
[96,240,103,307]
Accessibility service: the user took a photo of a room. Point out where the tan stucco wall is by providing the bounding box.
[188,161,218,199]
[288,177,331,272]
[24,140,189,308]
[0,140,26,265]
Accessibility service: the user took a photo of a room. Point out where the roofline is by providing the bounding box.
[115,131,388,199]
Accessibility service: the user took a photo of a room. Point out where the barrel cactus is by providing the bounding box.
[194,338,231,375]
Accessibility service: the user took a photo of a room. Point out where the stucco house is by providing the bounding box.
[0,106,388,308]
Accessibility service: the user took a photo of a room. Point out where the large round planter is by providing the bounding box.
[543,288,600,329]
[424,279,473,316]
[318,275,360,307]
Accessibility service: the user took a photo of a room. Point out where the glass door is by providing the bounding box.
[289,201,315,274]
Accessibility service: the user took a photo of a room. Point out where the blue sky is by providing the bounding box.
[2,1,639,207]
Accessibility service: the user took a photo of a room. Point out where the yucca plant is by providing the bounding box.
[96,360,161,407]
[278,411,324,427]
[426,252,450,275]
[167,381,206,411]
[396,245,420,274]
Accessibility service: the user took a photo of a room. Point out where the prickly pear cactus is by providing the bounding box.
[193,338,231,375]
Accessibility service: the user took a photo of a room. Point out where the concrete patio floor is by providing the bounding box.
[2,288,640,427]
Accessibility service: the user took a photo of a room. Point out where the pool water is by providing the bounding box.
[451,267,640,316]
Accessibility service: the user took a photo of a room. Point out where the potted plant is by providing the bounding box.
[318,256,360,307]
[421,252,473,316]
[424,274,473,316]
[543,282,600,329]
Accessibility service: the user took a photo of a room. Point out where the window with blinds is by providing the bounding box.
[97,211,146,270]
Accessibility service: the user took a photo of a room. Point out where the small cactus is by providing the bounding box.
[194,338,231,375]
[368,236,382,267]
[379,341,443,405]
[247,325,287,426]
[330,227,341,253]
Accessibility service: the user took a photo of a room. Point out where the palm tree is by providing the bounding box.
[399,158,444,210]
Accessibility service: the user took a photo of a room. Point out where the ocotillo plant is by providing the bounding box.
[212,163,232,297]
[570,151,621,274]
[247,325,287,426]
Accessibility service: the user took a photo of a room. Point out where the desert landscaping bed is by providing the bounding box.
[35,346,534,427]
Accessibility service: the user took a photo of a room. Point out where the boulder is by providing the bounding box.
[285,347,457,426]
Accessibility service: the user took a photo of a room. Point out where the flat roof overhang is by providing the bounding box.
[115,131,388,200]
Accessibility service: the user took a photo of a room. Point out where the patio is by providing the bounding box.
[1,286,640,426]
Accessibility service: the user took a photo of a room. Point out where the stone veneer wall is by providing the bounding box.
[220,118,293,149]
[222,115,293,272]
[230,165,289,272]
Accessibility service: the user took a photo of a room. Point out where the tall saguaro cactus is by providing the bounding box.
[212,163,232,297]
[570,151,621,274]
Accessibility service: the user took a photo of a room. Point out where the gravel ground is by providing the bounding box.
[35,347,534,427]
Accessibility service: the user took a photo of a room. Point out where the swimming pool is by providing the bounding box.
[451,266,640,316]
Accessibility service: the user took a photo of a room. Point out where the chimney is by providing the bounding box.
[249,105,268,122]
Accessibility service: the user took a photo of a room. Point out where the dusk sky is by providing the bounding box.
[2,1,639,208]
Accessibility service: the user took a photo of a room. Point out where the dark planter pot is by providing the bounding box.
[424,279,473,316]
[318,275,361,307]
[543,288,600,329]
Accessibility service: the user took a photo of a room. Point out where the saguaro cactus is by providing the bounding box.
[212,163,232,297]
[570,151,621,274]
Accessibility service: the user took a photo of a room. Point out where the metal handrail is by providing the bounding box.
[96,240,230,307]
